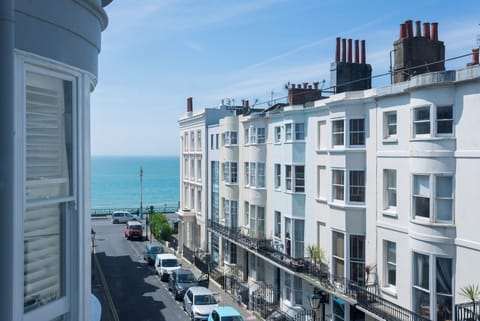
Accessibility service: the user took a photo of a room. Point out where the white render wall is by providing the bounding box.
[188,65,480,321]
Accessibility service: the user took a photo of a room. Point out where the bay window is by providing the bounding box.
[222,162,237,184]
[285,165,304,193]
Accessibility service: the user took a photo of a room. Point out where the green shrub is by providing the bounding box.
[149,213,173,241]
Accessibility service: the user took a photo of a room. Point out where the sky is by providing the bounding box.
[91,0,480,156]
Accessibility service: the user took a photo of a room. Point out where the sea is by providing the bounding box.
[90,156,180,210]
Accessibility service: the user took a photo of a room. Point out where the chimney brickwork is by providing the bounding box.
[331,37,372,94]
[393,20,445,83]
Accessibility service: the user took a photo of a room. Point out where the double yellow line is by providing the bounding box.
[93,249,121,321]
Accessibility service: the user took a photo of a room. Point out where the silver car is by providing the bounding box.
[183,286,218,321]
[111,211,139,224]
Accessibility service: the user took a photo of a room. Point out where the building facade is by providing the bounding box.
[0,1,111,321]
[178,21,480,321]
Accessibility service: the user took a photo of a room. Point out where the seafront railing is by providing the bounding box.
[91,203,179,216]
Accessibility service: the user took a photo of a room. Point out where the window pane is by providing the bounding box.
[413,253,429,290]
[332,120,344,146]
[26,73,73,201]
[386,112,397,136]
[414,175,429,196]
[24,203,66,312]
[437,106,453,134]
[333,170,344,201]
[349,171,365,202]
[414,107,430,135]
[295,123,305,140]
[294,166,304,192]
[349,119,365,145]
[436,177,452,197]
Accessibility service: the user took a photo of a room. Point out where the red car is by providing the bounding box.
[124,221,144,240]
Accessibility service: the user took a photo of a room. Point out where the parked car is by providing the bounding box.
[183,286,218,321]
[155,253,181,281]
[111,211,139,224]
[168,268,209,300]
[143,243,165,265]
[124,220,143,240]
[208,306,244,321]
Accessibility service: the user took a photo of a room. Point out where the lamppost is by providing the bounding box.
[139,166,143,219]
[309,289,328,321]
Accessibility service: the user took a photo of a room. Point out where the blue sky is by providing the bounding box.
[91,0,480,156]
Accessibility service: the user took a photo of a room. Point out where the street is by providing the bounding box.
[92,219,190,321]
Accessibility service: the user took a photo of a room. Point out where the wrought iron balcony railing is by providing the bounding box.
[208,219,430,321]
[455,301,479,321]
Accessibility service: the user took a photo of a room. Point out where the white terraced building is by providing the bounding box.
[178,22,480,321]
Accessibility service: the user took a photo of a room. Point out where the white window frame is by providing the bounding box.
[223,131,237,146]
[383,111,397,140]
[383,169,397,212]
[20,58,88,321]
[274,164,281,189]
[285,123,293,141]
[294,123,305,140]
[435,105,453,136]
[384,241,397,289]
[274,126,281,143]
[332,119,345,147]
[222,162,237,184]
[349,118,365,146]
[412,174,453,223]
[257,127,266,144]
[285,165,304,193]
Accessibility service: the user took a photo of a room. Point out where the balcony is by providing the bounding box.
[456,301,480,321]
[208,219,430,321]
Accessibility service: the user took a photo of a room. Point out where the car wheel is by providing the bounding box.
[190,311,194,321]
[113,219,119,224]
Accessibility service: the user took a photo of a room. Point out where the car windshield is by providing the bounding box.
[178,273,196,283]
[222,317,244,321]
[194,294,217,305]
[150,246,162,254]
[162,259,179,267]
[130,225,142,230]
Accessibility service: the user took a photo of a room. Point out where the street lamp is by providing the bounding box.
[309,289,328,321]
[139,166,143,219]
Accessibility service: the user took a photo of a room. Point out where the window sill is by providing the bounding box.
[410,219,455,227]
[328,201,365,210]
[382,137,398,144]
[224,182,238,186]
[410,136,455,142]
[382,209,398,218]
[381,286,397,298]
[315,197,328,204]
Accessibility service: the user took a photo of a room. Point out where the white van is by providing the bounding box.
[155,253,181,281]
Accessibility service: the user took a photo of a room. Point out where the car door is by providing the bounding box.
[184,289,193,315]
[197,273,209,288]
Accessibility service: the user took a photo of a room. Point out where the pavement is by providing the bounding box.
[91,233,261,321]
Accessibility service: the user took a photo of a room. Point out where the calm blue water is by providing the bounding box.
[91,156,179,209]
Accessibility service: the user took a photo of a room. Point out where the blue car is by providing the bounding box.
[143,243,165,265]
[208,306,244,321]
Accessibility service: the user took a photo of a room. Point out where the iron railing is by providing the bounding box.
[455,301,479,321]
[182,245,195,263]
[208,219,430,321]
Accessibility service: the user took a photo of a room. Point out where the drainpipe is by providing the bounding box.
[0,0,15,320]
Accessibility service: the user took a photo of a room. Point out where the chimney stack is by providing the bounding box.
[187,97,193,112]
[335,37,341,62]
[331,38,371,94]
[423,22,430,39]
[400,23,407,38]
[243,100,249,108]
[393,20,445,83]
[472,48,479,65]
[431,22,438,41]
[354,39,359,63]
[347,39,352,62]
[313,81,319,90]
